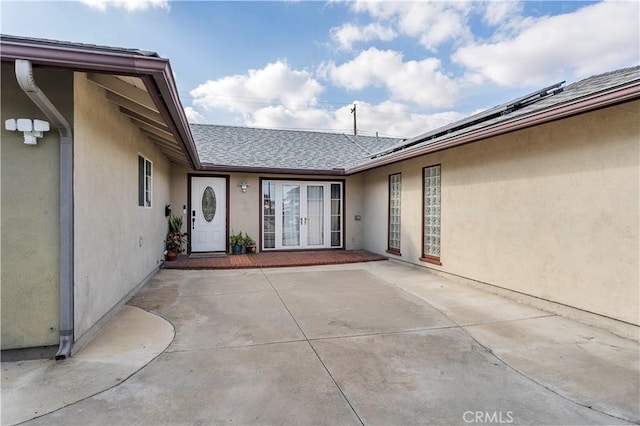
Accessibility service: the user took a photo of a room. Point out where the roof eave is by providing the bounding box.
[345,81,640,175]
[201,163,346,176]
[1,38,201,169]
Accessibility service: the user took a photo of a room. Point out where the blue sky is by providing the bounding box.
[2,0,638,138]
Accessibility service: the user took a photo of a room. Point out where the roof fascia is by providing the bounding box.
[1,39,201,169]
[346,81,640,175]
[201,163,346,176]
[141,67,201,168]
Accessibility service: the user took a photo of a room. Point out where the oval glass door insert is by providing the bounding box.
[202,186,217,222]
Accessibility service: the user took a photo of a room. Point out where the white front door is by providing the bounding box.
[191,177,226,252]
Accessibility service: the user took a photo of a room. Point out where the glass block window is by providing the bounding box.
[423,165,441,261]
[388,173,401,253]
[138,155,152,208]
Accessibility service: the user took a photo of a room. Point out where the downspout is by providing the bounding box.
[15,59,74,359]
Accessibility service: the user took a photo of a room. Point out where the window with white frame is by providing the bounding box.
[138,155,152,208]
[422,165,441,264]
[388,173,401,253]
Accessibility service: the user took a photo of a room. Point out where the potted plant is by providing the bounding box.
[229,231,244,255]
[165,215,187,261]
[243,233,257,253]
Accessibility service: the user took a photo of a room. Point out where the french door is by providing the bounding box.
[262,180,343,250]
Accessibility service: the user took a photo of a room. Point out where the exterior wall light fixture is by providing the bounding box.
[239,181,249,193]
[5,118,50,145]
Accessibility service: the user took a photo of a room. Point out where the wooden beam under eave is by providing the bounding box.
[161,148,189,164]
[143,132,186,156]
[88,73,158,111]
[157,147,190,166]
[106,91,165,125]
[119,106,171,133]
[141,132,189,162]
[129,116,176,141]
[139,128,178,145]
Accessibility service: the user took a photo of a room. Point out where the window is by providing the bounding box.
[330,183,342,247]
[262,181,276,249]
[260,180,343,250]
[138,155,152,208]
[388,173,401,254]
[422,165,441,264]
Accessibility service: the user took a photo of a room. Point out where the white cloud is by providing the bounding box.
[190,60,324,115]
[184,107,205,124]
[350,1,474,50]
[319,48,459,108]
[247,105,334,131]
[245,100,465,139]
[482,0,523,27]
[335,101,466,138]
[330,22,397,50]
[79,0,169,11]
[453,1,640,86]
[188,53,466,137]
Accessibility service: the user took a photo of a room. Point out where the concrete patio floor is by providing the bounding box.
[2,260,638,425]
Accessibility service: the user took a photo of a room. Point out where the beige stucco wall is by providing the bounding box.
[170,166,364,251]
[362,101,639,326]
[73,73,171,342]
[1,65,73,349]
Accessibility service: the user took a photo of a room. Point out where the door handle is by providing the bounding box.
[192,210,196,229]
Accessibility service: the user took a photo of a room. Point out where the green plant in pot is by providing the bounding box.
[229,231,244,255]
[165,215,187,260]
[243,233,257,253]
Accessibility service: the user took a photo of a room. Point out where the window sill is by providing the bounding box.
[420,256,442,266]
[386,248,401,256]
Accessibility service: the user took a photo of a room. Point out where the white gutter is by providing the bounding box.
[15,59,74,359]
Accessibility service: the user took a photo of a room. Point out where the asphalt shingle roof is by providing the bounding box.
[192,66,639,173]
[191,125,402,171]
[375,65,640,159]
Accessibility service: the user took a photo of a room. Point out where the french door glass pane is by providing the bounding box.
[307,185,324,246]
[282,185,300,246]
[263,182,276,248]
[330,183,341,246]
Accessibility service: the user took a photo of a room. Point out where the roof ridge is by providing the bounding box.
[190,123,401,140]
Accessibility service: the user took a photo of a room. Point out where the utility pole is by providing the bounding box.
[350,103,357,135]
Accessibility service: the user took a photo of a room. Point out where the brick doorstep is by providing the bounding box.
[163,250,387,270]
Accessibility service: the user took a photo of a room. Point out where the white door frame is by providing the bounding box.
[261,179,344,250]
[189,175,229,253]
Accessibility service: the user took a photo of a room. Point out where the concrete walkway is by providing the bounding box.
[2,261,638,425]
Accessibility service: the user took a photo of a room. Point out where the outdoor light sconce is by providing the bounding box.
[165,204,172,217]
[5,118,50,145]
[239,181,250,193]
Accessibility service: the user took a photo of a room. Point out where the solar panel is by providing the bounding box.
[370,81,565,158]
